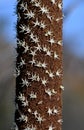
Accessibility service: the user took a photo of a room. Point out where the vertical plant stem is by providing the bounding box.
[15,0,63,130]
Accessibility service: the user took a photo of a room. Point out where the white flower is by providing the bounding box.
[56,69,62,77]
[57,119,63,124]
[14,67,20,77]
[41,77,48,86]
[53,107,59,114]
[60,85,64,91]
[48,38,56,45]
[45,30,52,36]
[21,78,30,87]
[41,62,47,69]
[36,74,40,82]
[18,93,25,101]
[19,24,27,33]
[33,18,40,27]
[45,70,54,79]
[32,110,38,117]
[48,125,55,130]
[29,73,37,81]
[36,114,45,124]
[58,2,62,10]
[46,50,52,57]
[33,36,40,43]
[19,58,26,67]
[50,0,56,4]
[18,114,28,122]
[40,5,49,14]
[29,91,37,99]
[47,108,53,116]
[45,89,56,98]
[40,21,46,29]
[57,40,62,46]
[24,26,31,34]
[29,58,36,65]
[34,1,41,7]
[42,45,48,52]
[23,45,29,53]
[34,43,42,52]
[54,51,59,59]
[35,61,42,68]
[19,2,27,11]
[29,49,37,57]
[24,10,35,19]
[30,33,35,40]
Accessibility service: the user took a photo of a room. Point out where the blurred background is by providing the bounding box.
[0,0,84,130]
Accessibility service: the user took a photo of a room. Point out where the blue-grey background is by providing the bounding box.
[0,0,84,130]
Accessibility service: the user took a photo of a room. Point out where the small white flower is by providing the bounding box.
[42,45,48,52]
[33,36,40,43]
[47,108,53,116]
[50,0,56,4]
[35,61,42,68]
[29,58,36,65]
[41,77,48,86]
[14,67,20,77]
[47,14,52,21]
[60,85,64,90]
[45,89,52,98]
[40,21,46,29]
[56,69,62,77]
[57,40,62,46]
[24,10,35,19]
[46,50,52,57]
[19,58,26,67]
[54,51,59,59]
[36,114,45,124]
[33,18,40,27]
[34,1,41,7]
[48,38,56,45]
[31,125,37,130]
[41,62,47,69]
[48,125,55,130]
[22,99,29,107]
[45,89,56,98]
[19,2,27,11]
[57,119,63,124]
[58,2,62,10]
[29,73,37,81]
[24,26,31,34]
[28,108,32,113]
[34,43,42,52]
[21,78,30,87]
[29,49,37,57]
[18,93,25,101]
[23,45,29,53]
[46,70,54,79]
[53,107,59,114]
[29,91,37,99]
[19,24,27,33]
[45,30,52,36]
[40,5,49,14]
[30,33,35,40]
[32,110,38,117]
[18,114,28,122]
[36,74,40,82]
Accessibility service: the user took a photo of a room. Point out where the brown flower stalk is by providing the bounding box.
[15,0,63,130]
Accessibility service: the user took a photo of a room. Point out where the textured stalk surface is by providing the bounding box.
[15,0,63,130]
